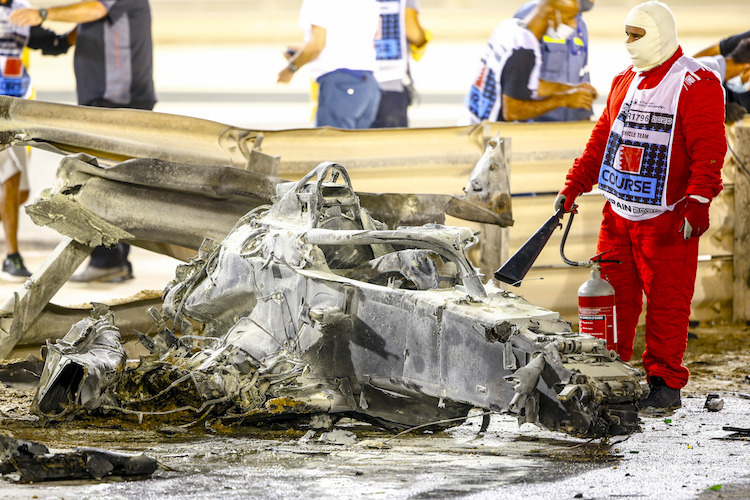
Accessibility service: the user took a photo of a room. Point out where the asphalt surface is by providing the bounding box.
[1,397,749,499]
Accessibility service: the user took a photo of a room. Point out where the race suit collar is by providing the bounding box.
[635,46,684,88]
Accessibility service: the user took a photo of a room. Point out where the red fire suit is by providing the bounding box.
[563,47,726,389]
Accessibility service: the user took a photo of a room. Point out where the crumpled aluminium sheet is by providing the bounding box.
[33,305,126,419]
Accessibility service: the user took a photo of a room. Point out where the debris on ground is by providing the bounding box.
[318,429,357,446]
[33,303,126,419]
[721,426,750,439]
[0,356,44,389]
[0,435,159,483]
[704,394,724,412]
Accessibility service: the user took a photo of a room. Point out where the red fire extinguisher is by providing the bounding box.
[555,205,621,351]
[577,262,617,351]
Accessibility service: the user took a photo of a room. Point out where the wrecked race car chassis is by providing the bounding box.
[34,162,643,437]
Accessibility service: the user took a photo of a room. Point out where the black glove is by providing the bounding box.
[28,26,72,56]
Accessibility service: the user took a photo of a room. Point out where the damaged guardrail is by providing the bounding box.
[0,98,512,358]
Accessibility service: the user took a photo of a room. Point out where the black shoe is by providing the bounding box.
[640,376,681,410]
[2,253,32,281]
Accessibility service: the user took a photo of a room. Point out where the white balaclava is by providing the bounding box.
[624,1,679,72]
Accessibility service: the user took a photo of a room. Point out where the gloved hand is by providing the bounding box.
[679,196,710,239]
[553,186,580,213]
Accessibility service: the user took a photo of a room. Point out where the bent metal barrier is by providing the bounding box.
[0,97,514,357]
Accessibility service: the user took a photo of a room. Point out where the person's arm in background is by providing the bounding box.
[500,49,594,121]
[694,29,750,58]
[538,79,597,99]
[693,43,720,58]
[406,4,431,61]
[405,7,426,47]
[503,91,593,121]
[277,24,326,83]
[10,1,107,27]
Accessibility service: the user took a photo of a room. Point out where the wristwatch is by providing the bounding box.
[38,8,48,22]
[287,62,299,73]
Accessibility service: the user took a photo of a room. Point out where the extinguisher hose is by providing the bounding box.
[559,210,587,267]
[559,208,622,267]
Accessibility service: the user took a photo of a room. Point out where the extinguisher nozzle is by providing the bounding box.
[494,267,523,287]
[494,209,565,286]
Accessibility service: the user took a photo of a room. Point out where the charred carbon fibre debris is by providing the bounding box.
[0,435,159,483]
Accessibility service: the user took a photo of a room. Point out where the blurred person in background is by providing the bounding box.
[278,0,381,129]
[11,0,156,283]
[0,0,72,280]
[695,32,750,123]
[371,0,431,128]
[0,0,35,280]
[463,0,596,124]
[513,0,595,122]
